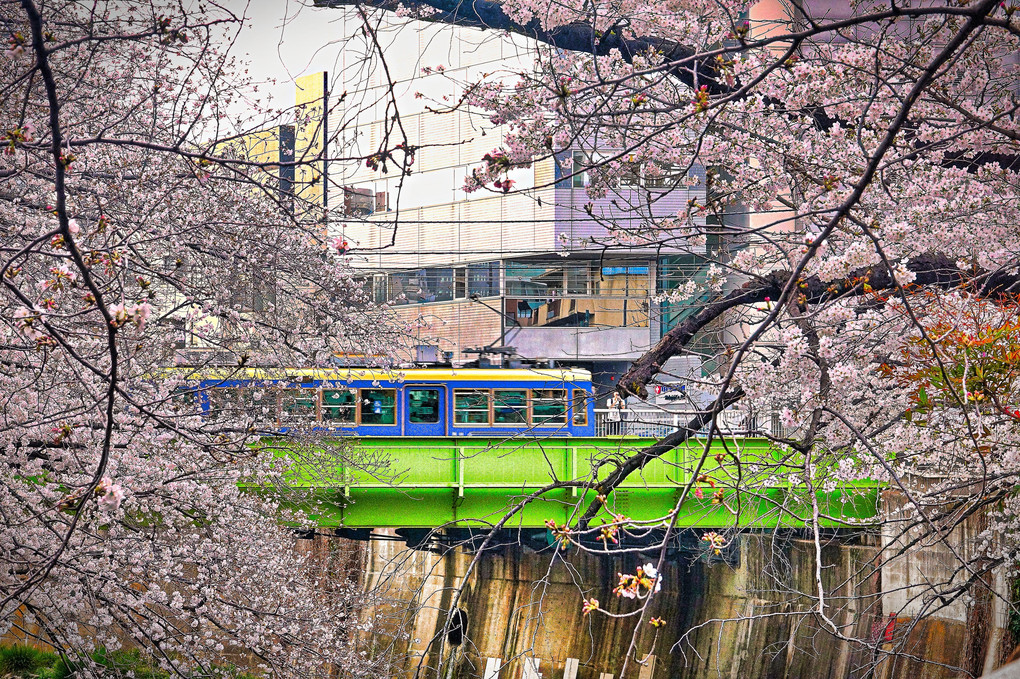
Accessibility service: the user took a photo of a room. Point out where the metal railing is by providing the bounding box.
[593,408,786,439]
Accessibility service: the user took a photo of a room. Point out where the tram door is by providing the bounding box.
[404,385,447,437]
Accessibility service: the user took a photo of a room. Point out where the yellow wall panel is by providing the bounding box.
[294,71,327,212]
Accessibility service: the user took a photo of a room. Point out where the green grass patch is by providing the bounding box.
[0,643,258,678]
[0,644,59,676]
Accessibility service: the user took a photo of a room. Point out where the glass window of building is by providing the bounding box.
[532,389,567,425]
[386,271,412,304]
[619,163,642,187]
[571,150,587,188]
[658,255,710,335]
[408,388,441,423]
[389,268,455,304]
[506,261,591,297]
[599,264,650,296]
[454,389,490,425]
[504,260,650,328]
[372,274,387,304]
[360,388,396,425]
[424,269,455,302]
[229,271,277,313]
[493,389,528,424]
[657,255,706,293]
[644,162,681,189]
[323,387,357,423]
[565,262,590,294]
[505,262,565,297]
[614,161,686,189]
[467,262,500,297]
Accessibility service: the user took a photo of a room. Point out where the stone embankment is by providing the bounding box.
[303,517,1015,679]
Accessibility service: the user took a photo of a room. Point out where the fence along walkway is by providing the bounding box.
[592,408,788,438]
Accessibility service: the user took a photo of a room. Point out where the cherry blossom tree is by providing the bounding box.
[321,0,1020,675]
[0,1,402,675]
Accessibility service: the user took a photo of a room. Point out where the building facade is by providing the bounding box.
[328,23,712,401]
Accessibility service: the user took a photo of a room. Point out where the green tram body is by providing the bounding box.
[280,436,881,530]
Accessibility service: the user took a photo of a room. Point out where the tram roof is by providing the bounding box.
[164,366,593,383]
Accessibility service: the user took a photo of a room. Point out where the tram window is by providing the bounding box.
[454,389,490,425]
[170,388,198,414]
[206,388,244,422]
[531,389,567,425]
[280,388,318,423]
[246,387,275,425]
[205,385,233,418]
[572,389,589,426]
[493,390,527,425]
[360,388,396,425]
[408,388,440,424]
[323,388,357,423]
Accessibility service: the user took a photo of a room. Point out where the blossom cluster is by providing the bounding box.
[612,563,662,599]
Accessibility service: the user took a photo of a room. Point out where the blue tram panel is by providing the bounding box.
[181,368,596,437]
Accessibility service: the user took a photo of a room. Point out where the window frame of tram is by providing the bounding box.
[359,388,397,426]
[531,389,568,426]
[407,388,441,424]
[246,386,276,425]
[572,389,589,426]
[279,388,318,424]
[493,389,528,425]
[203,386,274,425]
[197,385,585,429]
[206,387,242,422]
[171,388,198,414]
[322,387,358,424]
[453,389,491,425]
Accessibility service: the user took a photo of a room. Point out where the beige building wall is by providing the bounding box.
[333,25,537,270]
[392,300,502,362]
[347,189,554,269]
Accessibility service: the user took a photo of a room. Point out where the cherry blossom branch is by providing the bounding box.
[621,254,1020,399]
[0,0,121,615]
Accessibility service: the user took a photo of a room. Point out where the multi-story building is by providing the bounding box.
[331,23,711,402]
[174,74,333,364]
[217,72,329,217]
